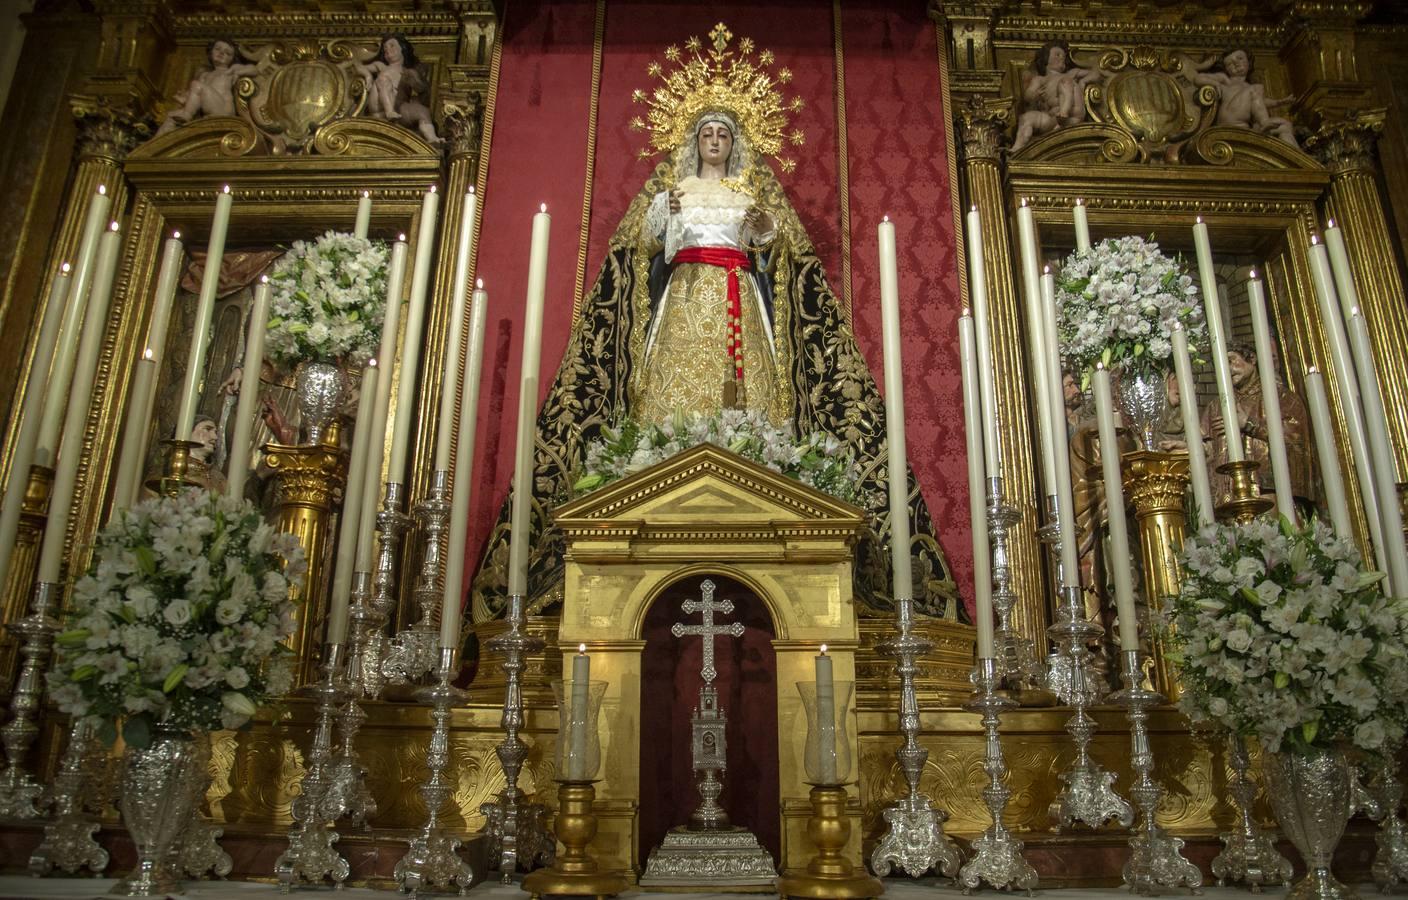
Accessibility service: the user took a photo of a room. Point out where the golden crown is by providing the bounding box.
[630,23,805,174]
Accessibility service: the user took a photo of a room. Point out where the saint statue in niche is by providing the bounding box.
[155,38,261,137]
[356,34,442,145]
[469,25,959,627]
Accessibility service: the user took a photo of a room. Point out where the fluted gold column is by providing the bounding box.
[266,439,347,685]
[957,95,1048,648]
[1121,450,1189,702]
[0,468,53,697]
[1308,110,1408,479]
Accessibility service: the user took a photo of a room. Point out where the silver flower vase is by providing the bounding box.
[1263,746,1358,900]
[110,725,206,897]
[294,361,348,445]
[1115,368,1168,452]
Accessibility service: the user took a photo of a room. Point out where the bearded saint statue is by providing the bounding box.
[469,25,960,626]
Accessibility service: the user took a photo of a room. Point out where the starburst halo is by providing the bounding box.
[629,23,805,174]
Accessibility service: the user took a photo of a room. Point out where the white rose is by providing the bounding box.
[162,598,193,627]
[225,666,251,689]
[1224,629,1253,653]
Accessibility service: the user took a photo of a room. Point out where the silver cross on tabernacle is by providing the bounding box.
[671,579,745,684]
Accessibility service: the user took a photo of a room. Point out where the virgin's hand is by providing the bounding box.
[219,367,243,396]
[668,189,682,214]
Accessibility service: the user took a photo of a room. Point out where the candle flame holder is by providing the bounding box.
[777,783,884,900]
[147,438,206,498]
[1215,460,1272,525]
[362,480,412,698]
[383,471,452,685]
[985,476,1050,700]
[522,780,627,900]
[0,579,60,819]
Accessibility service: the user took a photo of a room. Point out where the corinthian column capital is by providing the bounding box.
[1306,108,1386,175]
[957,94,1011,163]
[69,93,152,165]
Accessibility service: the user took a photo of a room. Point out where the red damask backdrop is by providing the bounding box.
[468,0,973,615]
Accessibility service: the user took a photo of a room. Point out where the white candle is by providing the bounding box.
[1093,365,1139,650]
[37,221,124,584]
[353,191,372,240]
[441,283,488,650]
[1346,309,1408,597]
[1246,272,1295,521]
[388,186,441,480]
[226,277,270,499]
[1323,220,1359,321]
[568,644,591,780]
[1172,325,1215,526]
[1040,267,1081,584]
[1017,202,1060,497]
[814,645,837,783]
[965,206,1001,478]
[877,217,913,601]
[176,185,233,440]
[0,267,72,593]
[1073,199,1091,253]
[434,190,478,473]
[1304,368,1354,539]
[507,206,551,597]
[112,232,186,511]
[1193,217,1243,463]
[328,362,378,645]
[1308,236,1385,570]
[960,314,994,657]
[35,188,111,466]
[355,239,409,571]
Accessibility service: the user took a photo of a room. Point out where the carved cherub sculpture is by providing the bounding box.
[1187,48,1299,148]
[156,38,261,137]
[1011,40,1103,153]
[356,34,442,145]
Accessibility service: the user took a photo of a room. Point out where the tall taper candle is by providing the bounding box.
[354,191,372,240]
[1323,220,1359,321]
[877,217,913,600]
[568,644,591,780]
[1073,199,1092,253]
[965,206,1001,477]
[507,206,551,597]
[112,232,186,511]
[1304,368,1353,539]
[34,187,111,466]
[0,267,72,593]
[355,238,409,570]
[1246,272,1295,521]
[815,645,837,783]
[1346,309,1408,597]
[1172,325,1215,526]
[328,362,379,645]
[960,314,995,657]
[226,277,271,498]
[1017,201,1061,496]
[176,185,233,440]
[37,222,124,584]
[1093,365,1139,649]
[1192,217,1243,462]
[388,187,440,479]
[1041,267,1081,582]
[434,189,478,473]
[441,282,488,650]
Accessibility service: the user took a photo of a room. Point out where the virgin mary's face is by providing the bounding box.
[696,122,733,169]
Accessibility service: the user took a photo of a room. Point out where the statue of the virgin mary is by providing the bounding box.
[470,25,961,625]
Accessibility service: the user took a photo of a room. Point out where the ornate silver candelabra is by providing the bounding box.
[870,594,962,878]
[356,480,412,699]
[1369,755,1408,891]
[0,580,60,818]
[958,657,1037,894]
[1210,734,1290,890]
[1109,648,1202,894]
[325,572,378,828]
[275,644,351,891]
[383,471,451,685]
[393,647,476,896]
[985,477,1044,692]
[479,593,554,881]
[29,718,107,876]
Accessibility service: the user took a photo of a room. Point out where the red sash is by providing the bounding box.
[672,247,751,382]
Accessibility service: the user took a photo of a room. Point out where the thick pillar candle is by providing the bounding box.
[226,277,271,498]
[328,362,378,645]
[965,206,1001,477]
[507,207,551,597]
[1073,199,1091,253]
[1041,267,1081,582]
[1246,272,1295,521]
[568,644,591,780]
[877,217,913,600]
[353,191,372,240]
[1346,309,1408,597]
[441,283,488,650]
[815,645,837,783]
[176,186,233,440]
[960,314,995,657]
[388,187,440,480]
[1172,325,1215,526]
[1304,368,1354,538]
[434,190,478,473]
[1093,365,1139,650]
[1193,217,1243,462]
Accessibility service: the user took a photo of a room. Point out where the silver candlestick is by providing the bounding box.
[275,643,351,891]
[985,477,1045,692]
[325,572,378,828]
[384,471,452,685]
[1109,648,1202,894]
[479,593,554,881]
[361,480,412,699]
[1369,755,1408,891]
[393,647,476,896]
[29,718,108,876]
[957,657,1037,894]
[1210,733,1290,890]
[0,580,60,818]
[871,595,962,878]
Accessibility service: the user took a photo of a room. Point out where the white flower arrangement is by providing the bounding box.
[1167,515,1408,757]
[264,230,390,367]
[573,409,864,504]
[47,489,307,748]
[1056,235,1207,388]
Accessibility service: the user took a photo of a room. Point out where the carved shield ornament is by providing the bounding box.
[236,42,367,151]
[1104,70,1195,144]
